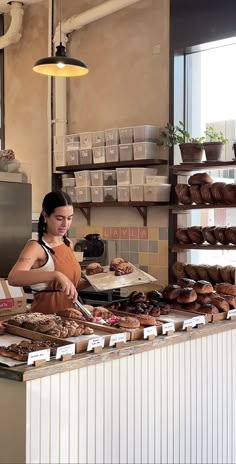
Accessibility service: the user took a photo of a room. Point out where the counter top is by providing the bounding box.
[0,317,235,382]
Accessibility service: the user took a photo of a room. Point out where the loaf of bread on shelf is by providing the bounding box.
[196,264,210,281]
[207,265,223,283]
[177,277,196,288]
[163,284,181,300]
[184,264,200,280]
[193,280,213,294]
[200,184,215,204]
[176,228,192,244]
[189,185,203,204]
[187,226,204,244]
[188,172,213,185]
[215,282,236,296]
[175,184,192,204]
[177,287,197,303]
[202,226,217,245]
[220,266,234,283]
[210,295,229,312]
[225,227,236,245]
[172,262,186,279]
[210,182,226,203]
[214,227,229,245]
[222,183,236,204]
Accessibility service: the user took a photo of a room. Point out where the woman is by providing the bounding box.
[8,190,87,314]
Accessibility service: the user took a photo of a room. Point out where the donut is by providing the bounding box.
[177,288,197,304]
[193,280,213,294]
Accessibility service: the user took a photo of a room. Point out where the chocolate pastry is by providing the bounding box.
[175,184,192,205]
[188,173,213,185]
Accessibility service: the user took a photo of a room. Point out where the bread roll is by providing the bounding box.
[197,293,212,305]
[222,184,236,205]
[187,226,204,244]
[225,227,236,245]
[210,182,226,203]
[177,277,196,288]
[188,173,213,185]
[202,226,217,245]
[193,280,213,294]
[163,284,181,300]
[220,294,236,308]
[190,185,203,204]
[200,184,215,204]
[177,288,197,303]
[176,228,192,244]
[210,295,229,312]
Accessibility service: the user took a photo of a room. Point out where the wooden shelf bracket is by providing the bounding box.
[78,207,91,225]
[134,206,147,226]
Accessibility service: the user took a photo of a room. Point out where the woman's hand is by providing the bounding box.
[55,272,78,302]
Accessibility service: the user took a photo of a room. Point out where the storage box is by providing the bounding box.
[80,149,93,165]
[130,185,144,201]
[66,187,76,202]
[66,142,80,152]
[91,186,104,203]
[143,184,171,202]
[103,170,117,186]
[146,175,169,184]
[133,125,160,143]
[66,134,80,144]
[62,177,75,188]
[105,145,119,163]
[93,147,106,164]
[75,186,91,203]
[105,128,119,146]
[66,150,79,166]
[80,132,92,149]
[133,142,158,160]
[119,127,133,144]
[119,143,133,161]
[90,170,104,186]
[75,171,91,187]
[131,167,157,185]
[117,186,130,202]
[54,151,66,168]
[92,131,105,147]
[0,280,26,317]
[0,172,23,183]
[104,186,117,202]
[116,168,130,185]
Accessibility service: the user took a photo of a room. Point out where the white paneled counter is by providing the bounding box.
[0,320,236,463]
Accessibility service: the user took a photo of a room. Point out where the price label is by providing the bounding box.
[227,309,236,319]
[182,319,193,330]
[56,344,75,360]
[27,348,50,366]
[143,326,157,339]
[87,337,105,352]
[192,315,205,327]
[162,322,175,335]
[109,333,127,347]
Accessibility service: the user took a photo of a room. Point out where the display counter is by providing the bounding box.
[0,318,236,463]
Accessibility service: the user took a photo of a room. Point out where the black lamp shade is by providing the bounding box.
[33,44,89,77]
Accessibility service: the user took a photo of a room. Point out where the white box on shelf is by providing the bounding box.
[116,168,130,185]
[62,177,75,188]
[103,170,117,185]
[66,187,76,202]
[143,184,171,202]
[130,185,144,202]
[0,172,23,183]
[74,170,91,187]
[75,186,91,203]
[133,125,160,143]
[90,170,104,186]
[66,141,80,151]
[66,150,79,166]
[145,175,169,184]
[54,151,66,168]
[105,145,119,163]
[104,186,117,202]
[133,142,158,160]
[117,186,130,202]
[119,143,133,161]
[80,132,92,149]
[105,128,119,146]
[131,167,157,185]
[80,149,93,164]
[66,134,80,143]
[93,146,106,164]
[91,186,104,203]
[92,131,105,147]
[119,127,133,144]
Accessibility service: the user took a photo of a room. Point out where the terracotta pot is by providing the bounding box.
[179,143,203,163]
[203,142,223,161]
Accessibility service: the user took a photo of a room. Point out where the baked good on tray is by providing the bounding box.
[110,257,125,271]
[177,288,197,303]
[0,339,59,362]
[188,173,213,185]
[193,280,213,294]
[215,283,236,296]
[114,262,133,276]
[163,284,181,300]
[138,314,157,326]
[198,304,219,314]
[86,263,104,275]
[118,317,140,329]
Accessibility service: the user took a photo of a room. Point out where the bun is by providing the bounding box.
[176,228,192,244]
[200,304,219,314]
[110,257,124,271]
[223,184,236,204]
[187,226,204,244]
[177,288,197,303]
[177,277,196,288]
[86,263,104,275]
[190,185,203,204]
[202,227,217,245]
[175,184,192,205]
[188,173,213,185]
[193,280,213,294]
[210,182,226,203]
[200,184,215,204]
[215,283,236,296]
[163,284,181,300]
[210,295,229,312]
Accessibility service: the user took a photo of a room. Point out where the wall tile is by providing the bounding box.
[157,253,168,266]
[139,227,148,239]
[130,227,139,239]
[130,252,139,265]
[139,252,149,266]
[111,227,120,239]
[103,227,112,239]
[139,265,149,273]
[148,266,159,279]
[121,252,130,262]
[149,253,158,266]
[148,228,159,240]
[120,240,129,252]
[139,240,148,252]
[85,226,102,236]
[149,240,158,253]
[153,266,168,286]
[120,227,130,239]
[158,240,168,253]
[159,227,168,240]
[130,240,139,252]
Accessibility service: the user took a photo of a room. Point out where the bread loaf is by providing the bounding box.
[176,228,192,244]
[187,226,204,244]
[225,227,236,245]
[200,184,215,204]
[190,185,203,204]
[188,173,213,185]
[214,227,229,245]
[215,283,236,296]
[210,182,226,203]
[202,226,217,245]
[222,184,236,204]
[175,184,192,205]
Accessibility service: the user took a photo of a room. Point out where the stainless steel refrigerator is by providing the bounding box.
[0,181,32,278]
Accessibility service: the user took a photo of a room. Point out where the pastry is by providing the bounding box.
[189,185,203,204]
[210,296,229,312]
[172,262,186,279]
[177,277,196,288]
[176,228,192,244]
[86,263,104,275]
[200,184,215,204]
[110,257,125,271]
[93,307,113,319]
[188,173,213,185]
[159,303,171,314]
[199,304,219,314]
[177,288,197,303]
[187,226,204,244]
[146,290,164,302]
[118,316,140,329]
[149,306,161,317]
[193,280,213,294]
[210,182,226,203]
[129,291,146,303]
[175,184,192,205]
[59,308,85,320]
[202,227,217,245]
[163,284,181,300]
[138,314,157,326]
[215,283,236,296]
[222,184,236,204]
[184,264,200,280]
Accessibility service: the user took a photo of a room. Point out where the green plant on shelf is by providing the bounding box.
[204,126,228,144]
[159,121,205,148]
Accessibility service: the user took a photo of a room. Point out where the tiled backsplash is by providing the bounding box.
[69,226,168,287]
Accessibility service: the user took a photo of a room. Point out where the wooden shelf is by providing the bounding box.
[168,203,236,210]
[170,243,236,251]
[73,201,169,226]
[170,159,236,174]
[56,159,168,172]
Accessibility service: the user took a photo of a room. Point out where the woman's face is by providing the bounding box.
[45,205,74,236]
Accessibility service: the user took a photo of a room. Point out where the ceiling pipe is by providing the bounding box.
[53,0,142,170]
[0,2,24,49]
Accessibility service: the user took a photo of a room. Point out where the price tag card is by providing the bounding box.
[162,322,175,335]
[109,332,127,347]
[182,319,193,330]
[143,326,157,339]
[192,315,205,327]
[227,309,236,319]
[56,344,75,360]
[87,337,105,352]
[27,348,50,366]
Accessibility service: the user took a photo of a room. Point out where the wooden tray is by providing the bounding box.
[175,308,226,323]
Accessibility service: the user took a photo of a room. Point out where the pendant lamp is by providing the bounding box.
[33,0,89,77]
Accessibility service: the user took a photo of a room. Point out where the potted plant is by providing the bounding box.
[203,127,228,161]
[159,121,205,163]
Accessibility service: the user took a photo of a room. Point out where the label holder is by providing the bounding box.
[33,359,47,367]
[93,346,103,354]
[227,309,236,320]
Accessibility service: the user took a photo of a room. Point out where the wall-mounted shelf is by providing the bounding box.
[170,159,236,174]
[168,203,236,211]
[170,243,236,251]
[56,158,168,172]
[73,201,169,226]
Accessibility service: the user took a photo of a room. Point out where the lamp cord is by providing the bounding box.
[59,0,62,44]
